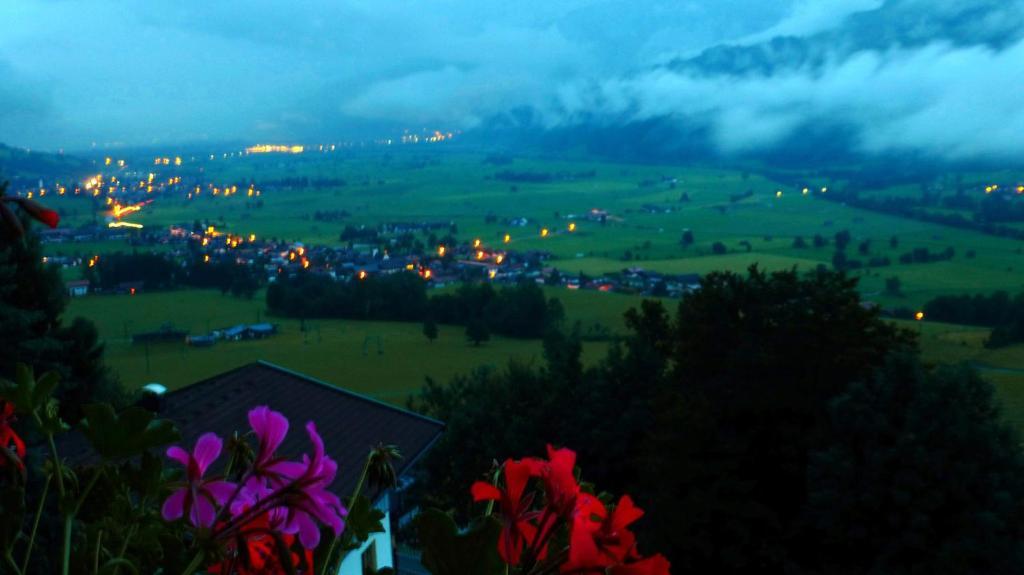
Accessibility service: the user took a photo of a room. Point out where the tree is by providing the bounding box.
[858,239,871,255]
[813,233,828,248]
[0,210,121,423]
[465,318,490,346]
[680,229,694,248]
[801,357,1024,574]
[835,229,852,251]
[423,317,439,344]
[792,236,808,249]
[710,241,727,255]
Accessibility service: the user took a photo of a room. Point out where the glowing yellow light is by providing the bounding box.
[1017,186,1024,194]
[104,157,111,166]
[915,311,925,321]
[117,160,125,167]
[568,222,577,232]
[504,233,511,244]
[821,187,828,193]
[174,156,182,166]
[422,269,432,279]
[162,158,170,165]
[302,259,310,269]
[776,190,783,198]
[541,228,549,237]
[207,226,216,234]
[438,245,446,257]
[202,238,209,246]
[473,238,481,248]
[245,144,305,154]
[488,269,497,279]
[106,197,113,206]
[297,247,305,256]
[802,187,809,195]
[204,254,210,263]
[495,254,505,264]
[476,250,485,260]
[357,270,367,280]
[289,252,296,261]
[249,234,256,242]
[108,221,143,229]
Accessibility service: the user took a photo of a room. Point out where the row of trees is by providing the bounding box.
[410,267,1024,573]
[82,251,263,298]
[266,272,564,339]
[924,290,1024,348]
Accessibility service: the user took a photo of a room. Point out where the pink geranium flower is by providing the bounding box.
[246,406,294,485]
[273,422,348,548]
[162,433,237,528]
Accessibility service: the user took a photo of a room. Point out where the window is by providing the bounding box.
[361,541,377,575]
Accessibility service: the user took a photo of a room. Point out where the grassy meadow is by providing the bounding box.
[46,148,1024,425]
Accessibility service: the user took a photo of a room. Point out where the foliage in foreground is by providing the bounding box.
[414,266,1024,574]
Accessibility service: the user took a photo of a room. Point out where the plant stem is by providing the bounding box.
[61,516,72,575]
[319,453,372,575]
[43,431,65,497]
[179,550,206,575]
[4,551,23,575]
[93,530,103,574]
[20,473,51,574]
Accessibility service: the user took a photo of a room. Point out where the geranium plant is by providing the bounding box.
[417,445,671,575]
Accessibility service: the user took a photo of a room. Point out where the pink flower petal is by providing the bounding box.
[192,433,223,475]
[166,446,190,467]
[190,489,217,528]
[248,406,289,463]
[294,511,322,549]
[205,480,237,505]
[161,488,187,521]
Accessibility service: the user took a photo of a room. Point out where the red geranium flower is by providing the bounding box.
[209,512,314,574]
[532,445,580,518]
[565,495,670,574]
[0,400,26,470]
[471,458,543,565]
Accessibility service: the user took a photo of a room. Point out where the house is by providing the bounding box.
[66,279,90,297]
[150,362,444,574]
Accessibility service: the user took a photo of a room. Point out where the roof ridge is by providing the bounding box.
[253,360,446,428]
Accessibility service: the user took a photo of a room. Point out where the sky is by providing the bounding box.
[1,0,1022,161]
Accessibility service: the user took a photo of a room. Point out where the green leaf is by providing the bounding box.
[0,363,61,417]
[417,508,504,575]
[97,558,139,575]
[80,404,180,459]
[341,495,385,550]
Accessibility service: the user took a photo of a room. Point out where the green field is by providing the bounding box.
[46,150,1024,425]
[65,285,1024,428]
[65,287,644,398]
[45,150,1024,309]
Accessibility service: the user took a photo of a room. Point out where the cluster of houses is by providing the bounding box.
[187,323,278,347]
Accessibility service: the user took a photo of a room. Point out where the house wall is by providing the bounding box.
[338,492,393,575]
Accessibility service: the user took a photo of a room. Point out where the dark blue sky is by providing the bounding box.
[2,0,1022,161]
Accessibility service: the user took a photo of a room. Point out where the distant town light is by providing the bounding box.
[357,270,367,280]
[438,245,446,257]
[775,190,783,198]
[503,233,511,244]
[915,311,925,321]
[540,228,549,237]
[568,222,577,232]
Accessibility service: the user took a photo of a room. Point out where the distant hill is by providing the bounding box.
[0,143,92,188]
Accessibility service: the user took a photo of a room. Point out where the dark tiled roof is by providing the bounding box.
[159,361,444,495]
